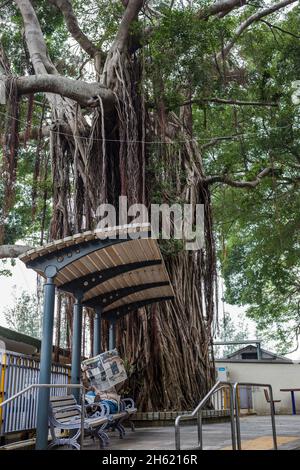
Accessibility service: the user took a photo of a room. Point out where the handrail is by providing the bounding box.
[175,381,236,450]
[0,383,85,450]
[233,382,277,450]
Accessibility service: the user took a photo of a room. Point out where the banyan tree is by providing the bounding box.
[0,0,297,411]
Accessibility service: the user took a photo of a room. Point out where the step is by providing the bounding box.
[131,409,231,427]
[0,438,36,450]
[0,435,53,450]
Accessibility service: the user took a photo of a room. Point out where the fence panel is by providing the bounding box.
[0,350,70,435]
[211,386,231,411]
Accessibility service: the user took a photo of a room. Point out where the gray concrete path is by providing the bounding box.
[81,415,300,450]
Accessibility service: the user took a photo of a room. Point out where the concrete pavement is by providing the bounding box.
[82,415,300,450]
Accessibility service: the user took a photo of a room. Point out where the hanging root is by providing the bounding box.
[85,94,108,208]
[0,77,19,244]
[102,48,144,204]
[113,108,217,411]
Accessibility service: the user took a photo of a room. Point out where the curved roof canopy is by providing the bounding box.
[19,223,174,320]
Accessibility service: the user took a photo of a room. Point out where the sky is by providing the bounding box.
[0,259,37,325]
[0,259,299,360]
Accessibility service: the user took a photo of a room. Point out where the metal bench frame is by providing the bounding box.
[49,396,109,450]
[104,398,136,438]
[86,397,137,439]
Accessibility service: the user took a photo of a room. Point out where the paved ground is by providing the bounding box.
[82,415,300,450]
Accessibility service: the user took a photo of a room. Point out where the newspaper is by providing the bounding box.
[82,349,127,391]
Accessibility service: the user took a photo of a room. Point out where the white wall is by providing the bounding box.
[216,361,300,414]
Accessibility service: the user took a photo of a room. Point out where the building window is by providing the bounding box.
[241,352,258,360]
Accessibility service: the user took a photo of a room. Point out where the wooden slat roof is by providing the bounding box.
[19,223,174,317]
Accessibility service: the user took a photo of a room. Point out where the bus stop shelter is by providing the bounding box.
[19,223,174,449]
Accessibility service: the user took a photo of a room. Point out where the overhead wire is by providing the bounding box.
[0,109,293,145]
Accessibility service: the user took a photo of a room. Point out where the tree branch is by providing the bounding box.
[204,167,273,188]
[13,74,115,109]
[1,125,50,144]
[13,0,115,110]
[128,1,248,52]
[219,0,298,60]
[198,0,248,19]
[48,0,106,75]
[259,19,300,39]
[113,0,144,52]
[15,0,57,75]
[179,97,279,108]
[201,134,243,150]
[1,122,85,144]
[48,0,100,58]
[0,244,32,259]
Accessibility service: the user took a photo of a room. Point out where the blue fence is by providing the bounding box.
[0,350,70,435]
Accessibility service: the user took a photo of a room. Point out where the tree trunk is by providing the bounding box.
[10,0,217,411]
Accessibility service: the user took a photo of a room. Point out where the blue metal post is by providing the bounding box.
[257,342,262,360]
[36,271,56,450]
[291,391,297,415]
[93,306,102,356]
[109,318,116,350]
[71,293,83,402]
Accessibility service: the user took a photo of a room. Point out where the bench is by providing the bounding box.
[106,398,137,438]
[264,389,281,415]
[86,396,137,439]
[49,395,109,449]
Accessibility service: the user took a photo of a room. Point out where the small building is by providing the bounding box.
[223,344,292,362]
[0,325,42,356]
[216,344,300,415]
[0,325,70,363]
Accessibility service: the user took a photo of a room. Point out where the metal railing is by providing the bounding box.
[175,381,236,450]
[175,381,278,451]
[0,384,85,449]
[234,382,277,450]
